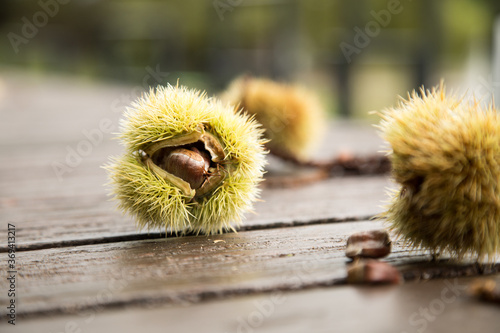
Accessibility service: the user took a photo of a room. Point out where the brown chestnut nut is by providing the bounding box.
[346,229,391,259]
[140,130,227,200]
[162,148,210,190]
[469,279,500,304]
[347,260,402,285]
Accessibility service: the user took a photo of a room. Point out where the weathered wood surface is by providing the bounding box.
[0,71,393,250]
[1,71,499,332]
[8,276,500,333]
[1,172,392,251]
[1,220,498,320]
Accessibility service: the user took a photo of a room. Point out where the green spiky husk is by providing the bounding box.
[105,84,267,235]
[220,77,326,160]
[378,84,500,260]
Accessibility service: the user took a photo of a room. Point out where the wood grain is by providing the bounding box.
[1,142,393,251]
[0,71,394,250]
[1,220,497,319]
[2,72,499,332]
[7,276,500,333]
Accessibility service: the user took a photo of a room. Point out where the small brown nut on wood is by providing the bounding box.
[469,279,500,304]
[347,260,402,285]
[346,229,391,259]
[162,147,210,190]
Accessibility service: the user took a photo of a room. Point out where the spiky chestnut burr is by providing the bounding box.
[105,84,267,235]
[221,77,391,185]
[377,83,500,261]
[220,76,326,161]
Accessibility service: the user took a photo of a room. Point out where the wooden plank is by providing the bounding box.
[1,157,393,250]
[0,71,393,249]
[0,71,129,147]
[5,276,500,333]
[0,70,385,167]
[1,220,498,318]
[1,72,498,332]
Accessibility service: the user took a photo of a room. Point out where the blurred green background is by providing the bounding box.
[1,0,499,118]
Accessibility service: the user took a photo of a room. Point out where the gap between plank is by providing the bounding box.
[0,214,375,253]
[15,260,500,320]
